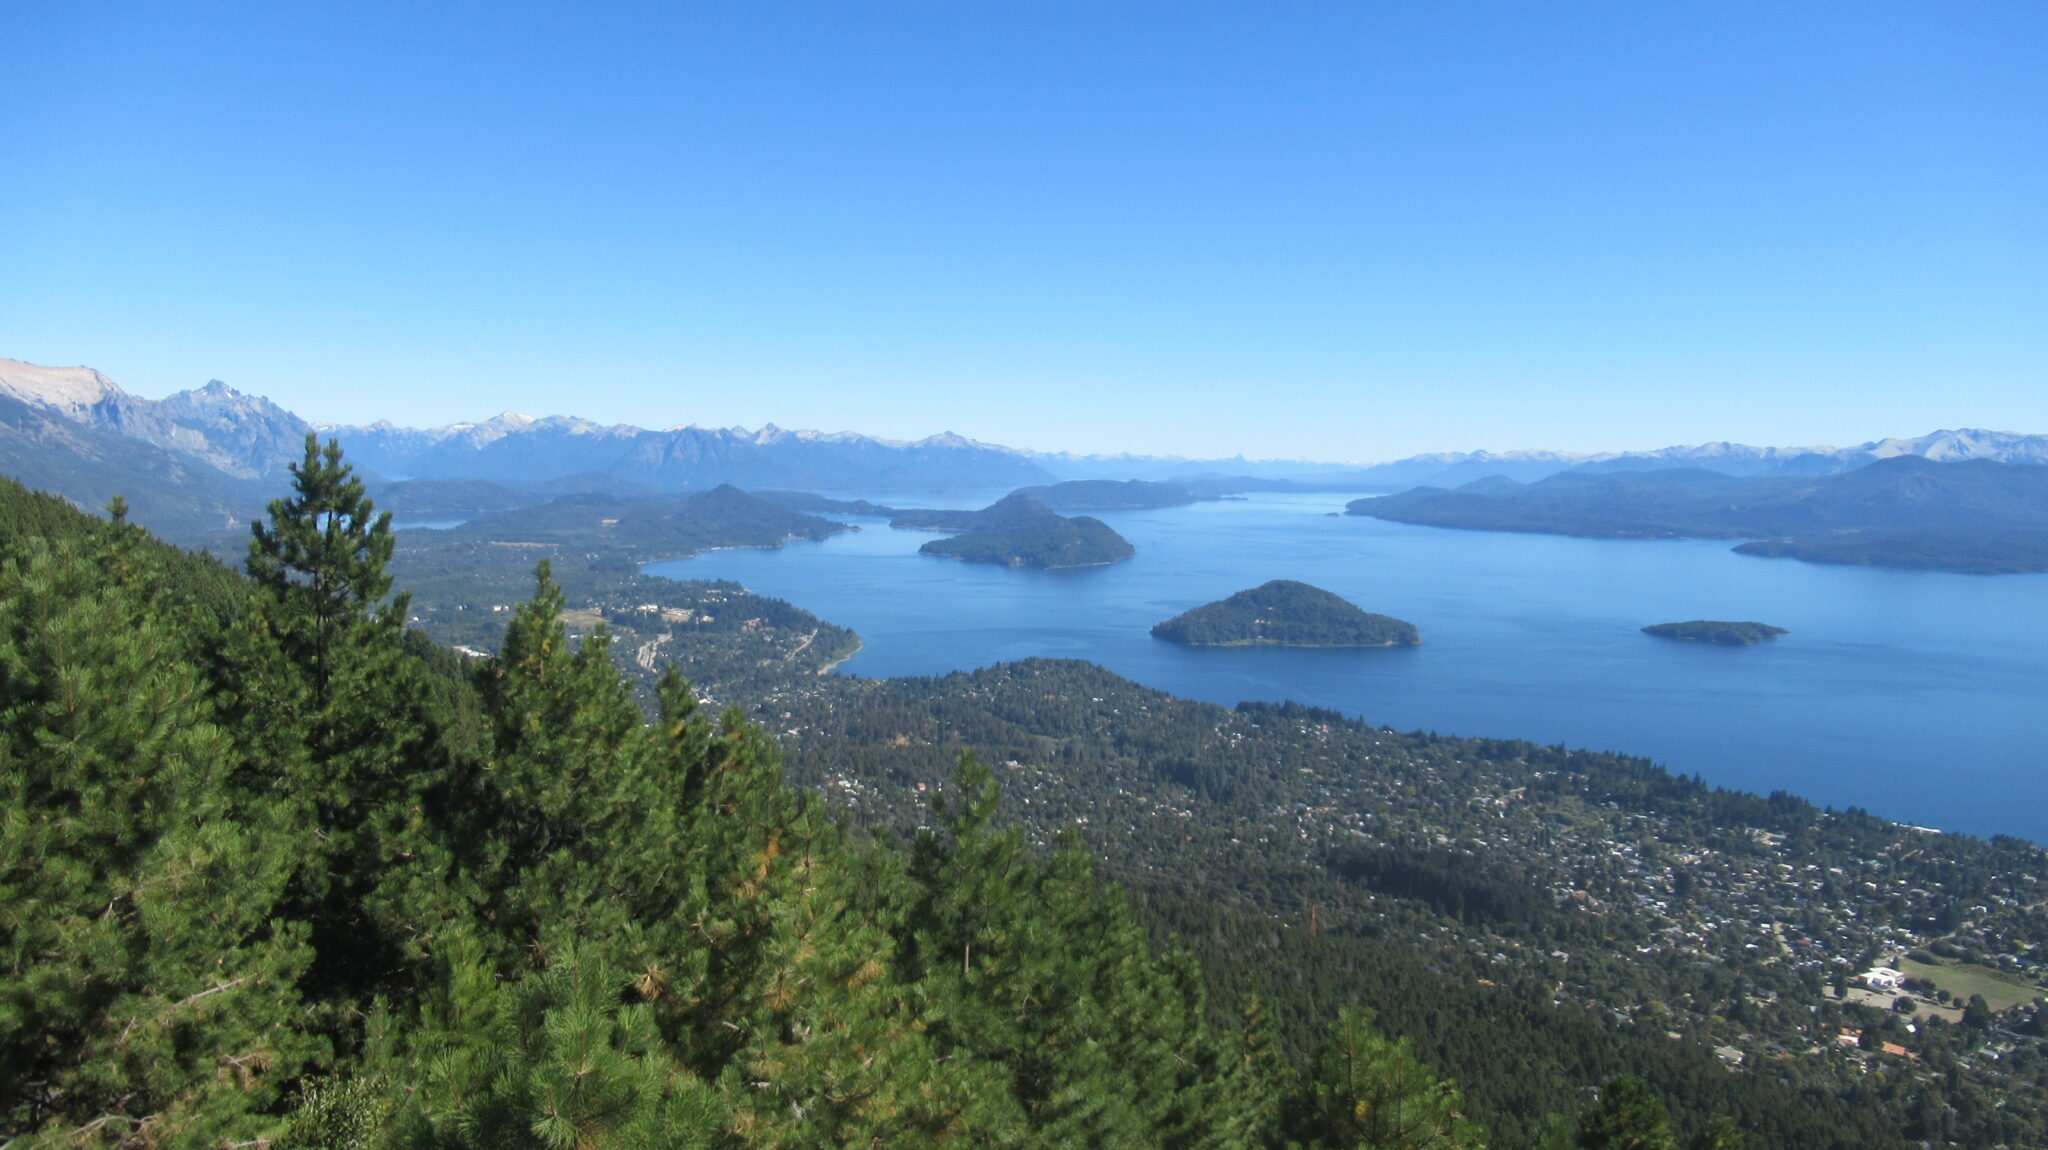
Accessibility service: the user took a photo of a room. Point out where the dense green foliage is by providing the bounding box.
[1153,581,1420,647]
[1349,457,2048,574]
[2,462,1499,1148]
[914,494,1137,568]
[1640,621,1787,646]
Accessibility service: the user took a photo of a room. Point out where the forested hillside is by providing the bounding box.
[758,664,2048,1149]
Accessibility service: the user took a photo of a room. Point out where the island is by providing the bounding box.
[1641,620,1788,645]
[1152,580,1420,647]
[916,494,1135,569]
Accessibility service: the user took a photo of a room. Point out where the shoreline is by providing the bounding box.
[1159,637,1416,649]
[815,639,863,675]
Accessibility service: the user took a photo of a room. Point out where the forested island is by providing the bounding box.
[1347,456,2048,574]
[1153,580,1420,647]
[912,493,1136,568]
[1642,620,1788,645]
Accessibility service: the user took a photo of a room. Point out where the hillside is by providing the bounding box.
[763,658,2048,1150]
[1152,580,1420,647]
[444,482,848,558]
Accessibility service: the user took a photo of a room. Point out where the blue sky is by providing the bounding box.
[4,2,2042,461]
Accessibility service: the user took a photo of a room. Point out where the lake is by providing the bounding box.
[646,492,2048,843]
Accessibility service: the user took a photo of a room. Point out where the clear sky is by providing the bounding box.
[4,2,2042,462]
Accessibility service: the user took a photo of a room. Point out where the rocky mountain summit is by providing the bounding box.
[0,358,309,480]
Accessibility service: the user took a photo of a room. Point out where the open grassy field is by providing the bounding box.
[1902,957,2046,1013]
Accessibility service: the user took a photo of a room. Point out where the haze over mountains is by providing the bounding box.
[3,356,2044,544]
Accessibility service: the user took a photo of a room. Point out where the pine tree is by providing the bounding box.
[1685,1114,1744,1150]
[466,559,656,956]
[1573,1077,1678,1150]
[0,530,313,1145]
[396,942,724,1150]
[248,434,401,697]
[902,755,1242,1147]
[231,434,446,1002]
[1284,1006,1485,1149]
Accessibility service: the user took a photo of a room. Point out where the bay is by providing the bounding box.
[647,492,2048,843]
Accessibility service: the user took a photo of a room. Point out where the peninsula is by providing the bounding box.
[1642,620,1788,645]
[1345,457,2048,575]
[1152,580,1420,647]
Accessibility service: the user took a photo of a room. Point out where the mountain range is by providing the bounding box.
[1064,428,2048,490]
[3,355,2044,542]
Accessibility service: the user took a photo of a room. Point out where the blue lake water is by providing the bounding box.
[647,492,2048,843]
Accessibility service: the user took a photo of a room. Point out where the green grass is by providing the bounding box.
[1901,957,2045,1013]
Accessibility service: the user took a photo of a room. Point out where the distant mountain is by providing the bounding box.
[0,356,1053,538]
[328,417,1053,493]
[1350,430,2048,489]
[1349,456,2048,573]
[1033,430,2048,492]
[0,390,268,540]
[0,357,311,480]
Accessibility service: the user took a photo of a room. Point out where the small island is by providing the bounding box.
[1641,620,1788,645]
[917,494,1136,569]
[1152,580,1419,648]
